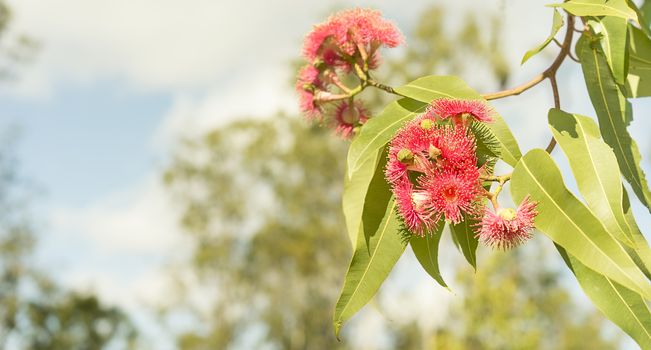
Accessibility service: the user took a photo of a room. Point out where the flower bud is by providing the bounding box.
[397,148,414,163]
[420,119,434,130]
[428,144,441,159]
[497,208,517,221]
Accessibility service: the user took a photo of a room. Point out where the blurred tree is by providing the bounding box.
[165,5,621,350]
[0,137,138,350]
[0,0,38,81]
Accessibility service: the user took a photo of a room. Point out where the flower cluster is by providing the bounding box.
[385,103,486,236]
[386,98,537,250]
[296,8,402,138]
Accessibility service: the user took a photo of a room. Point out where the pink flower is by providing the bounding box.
[385,115,477,186]
[334,100,369,139]
[339,8,403,52]
[295,65,324,119]
[477,197,538,250]
[302,8,402,64]
[426,99,494,124]
[423,169,483,224]
[394,179,437,236]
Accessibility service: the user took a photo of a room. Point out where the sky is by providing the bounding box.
[0,0,649,348]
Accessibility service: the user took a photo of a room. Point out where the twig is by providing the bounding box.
[482,14,575,101]
[366,79,408,98]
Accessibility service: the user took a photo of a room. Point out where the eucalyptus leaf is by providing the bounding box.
[342,150,380,248]
[347,98,427,178]
[510,149,651,298]
[521,9,564,65]
[548,0,639,23]
[450,217,479,271]
[549,109,634,246]
[549,109,651,277]
[625,25,651,98]
[588,16,629,85]
[410,223,448,288]
[333,199,407,338]
[558,246,651,350]
[577,34,651,211]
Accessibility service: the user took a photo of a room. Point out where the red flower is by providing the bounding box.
[302,8,402,65]
[426,98,494,124]
[423,169,483,224]
[477,197,538,250]
[295,65,324,119]
[385,115,477,186]
[394,178,437,236]
[334,100,369,139]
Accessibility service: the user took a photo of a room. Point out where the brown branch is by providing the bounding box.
[482,14,575,101]
[482,74,545,100]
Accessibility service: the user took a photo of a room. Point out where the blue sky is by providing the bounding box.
[0,0,649,348]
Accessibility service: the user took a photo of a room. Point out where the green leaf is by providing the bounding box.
[347,98,427,178]
[395,75,490,102]
[588,16,629,85]
[623,189,651,279]
[549,109,634,246]
[626,0,651,36]
[548,0,639,23]
[394,75,522,167]
[342,151,381,248]
[410,223,448,288]
[625,25,651,98]
[450,217,479,271]
[577,34,651,211]
[333,199,407,338]
[549,109,651,277]
[510,149,651,299]
[643,0,651,23]
[558,247,651,350]
[522,9,564,65]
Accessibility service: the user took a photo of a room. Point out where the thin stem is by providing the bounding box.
[367,79,408,97]
[326,71,353,94]
[544,77,559,153]
[549,75,561,109]
[484,189,500,210]
[552,38,562,48]
[480,173,512,183]
[568,50,580,63]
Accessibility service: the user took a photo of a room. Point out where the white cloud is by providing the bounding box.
[50,174,185,254]
[2,0,555,97]
[153,66,296,148]
[5,0,316,94]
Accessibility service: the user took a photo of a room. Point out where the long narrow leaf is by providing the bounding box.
[558,247,651,350]
[577,34,651,212]
[410,223,448,288]
[334,199,406,338]
[510,149,651,298]
[450,217,479,271]
[549,109,651,277]
[521,9,564,65]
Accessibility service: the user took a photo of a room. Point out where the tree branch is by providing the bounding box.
[482,14,575,101]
